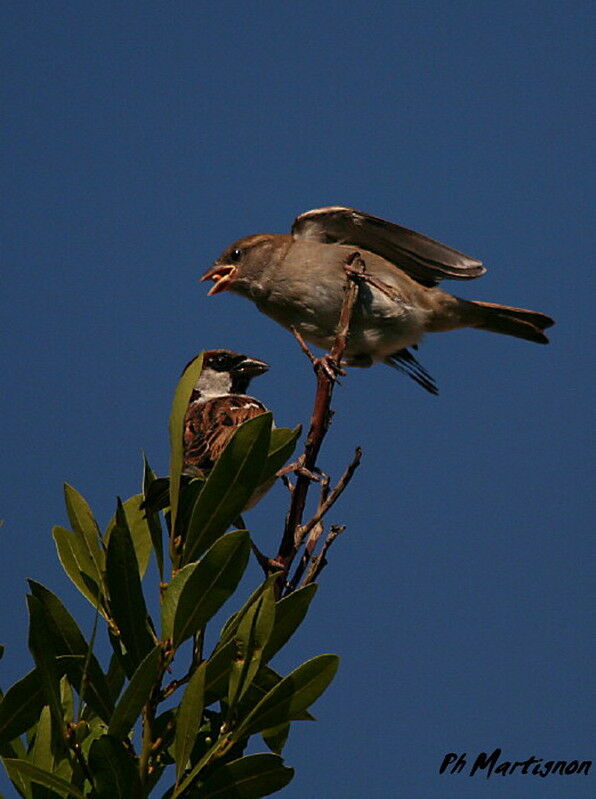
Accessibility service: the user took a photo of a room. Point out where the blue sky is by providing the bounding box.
[2,2,595,797]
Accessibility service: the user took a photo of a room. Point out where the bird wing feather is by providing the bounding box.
[292,206,486,286]
[183,395,267,474]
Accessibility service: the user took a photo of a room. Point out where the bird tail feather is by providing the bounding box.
[462,300,554,344]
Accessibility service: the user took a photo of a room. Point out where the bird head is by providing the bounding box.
[186,349,269,399]
[201,234,292,299]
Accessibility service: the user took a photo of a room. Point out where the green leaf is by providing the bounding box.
[104,655,126,706]
[107,645,161,739]
[174,662,206,783]
[143,455,164,579]
[88,735,141,798]
[235,666,314,724]
[104,494,153,579]
[63,484,105,588]
[59,676,74,726]
[217,575,279,651]
[262,584,318,663]
[173,530,251,647]
[234,655,339,740]
[105,502,155,672]
[262,723,290,755]
[0,669,46,744]
[29,706,54,774]
[199,753,294,798]
[57,656,113,724]
[2,760,85,799]
[202,640,236,706]
[182,414,273,564]
[228,586,275,710]
[260,426,301,485]
[169,353,204,535]
[52,526,103,614]
[160,563,196,643]
[26,596,65,745]
[27,581,114,722]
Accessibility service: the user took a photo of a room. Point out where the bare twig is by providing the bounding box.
[273,251,366,594]
[286,473,331,593]
[303,525,345,585]
[285,447,361,594]
[295,447,362,548]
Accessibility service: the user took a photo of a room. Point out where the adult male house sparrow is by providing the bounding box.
[143,349,269,512]
[182,349,269,475]
[201,206,554,393]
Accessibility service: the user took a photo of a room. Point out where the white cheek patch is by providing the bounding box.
[197,369,232,398]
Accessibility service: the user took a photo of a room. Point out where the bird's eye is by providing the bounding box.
[229,248,243,263]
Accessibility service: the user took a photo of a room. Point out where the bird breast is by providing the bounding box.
[256,241,432,360]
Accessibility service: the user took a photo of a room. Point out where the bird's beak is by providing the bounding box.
[201,263,237,295]
[235,356,270,379]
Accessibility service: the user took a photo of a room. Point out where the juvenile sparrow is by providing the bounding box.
[143,349,269,512]
[201,206,554,393]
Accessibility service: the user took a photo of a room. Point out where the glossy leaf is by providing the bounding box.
[173,530,251,647]
[88,735,141,798]
[26,595,64,742]
[27,581,114,721]
[52,526,103,614]
[235,666,313,724]
[182,414,273,564]
[262,723,290,755]
[217,575,279,651]
[169,353,204,535]
[63,484,105,587]
[262,584,317,663]
[29,705,54,774]
[234,655,339,740]
[108,645,161,739]
[174,662,206,783]
[143,455,164,579]
[260,426,301,484]
[3,760,85,799]
[203,639,236,705]
[228,586,275,709]
[199,753,294,798]
[104,655,126,709]
[160,563,195,642]
[105,503,154,672]
[57,656,112,724]
[104,493,153,579]
[0,669,47,744]
[59,676,74,725]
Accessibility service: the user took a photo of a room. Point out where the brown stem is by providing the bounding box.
[303,525,345,585]
[273,251,366,590]
[295,447,362,548]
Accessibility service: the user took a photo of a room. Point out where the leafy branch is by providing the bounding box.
[0,252,368,797]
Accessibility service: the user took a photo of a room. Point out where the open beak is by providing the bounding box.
[200,263,237,295]
[235,356,270,379]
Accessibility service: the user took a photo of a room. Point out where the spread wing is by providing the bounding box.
[183,395,267,475]
[292,206,485,286]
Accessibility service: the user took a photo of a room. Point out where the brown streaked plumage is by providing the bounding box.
[201,206,554,393]
[142,349,270,514]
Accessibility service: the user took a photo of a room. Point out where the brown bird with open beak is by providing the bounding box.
[201,206,554,393]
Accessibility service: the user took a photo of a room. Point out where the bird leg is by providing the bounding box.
[290,325,346,380]
[343,262,401,303]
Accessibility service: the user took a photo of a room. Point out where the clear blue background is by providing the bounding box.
[2,2,594,797]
